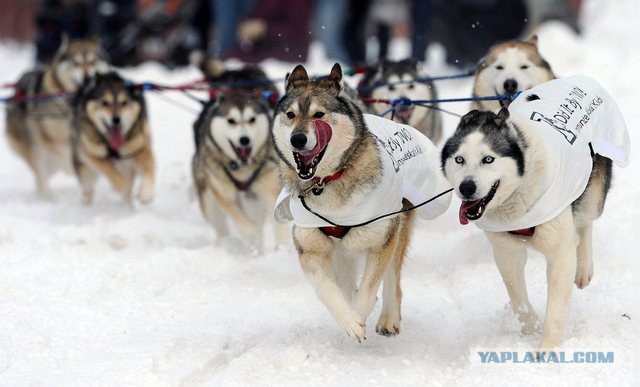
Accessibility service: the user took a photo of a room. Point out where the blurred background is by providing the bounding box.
[0,0,582,69]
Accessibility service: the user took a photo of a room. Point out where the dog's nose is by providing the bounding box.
[112,116,121,126]
[503,79,518,93]
[290,133,307,150]
[239,136,250,146]
[459,180,477,199]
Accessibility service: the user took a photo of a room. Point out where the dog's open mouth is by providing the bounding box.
[394,106,413,123]
[293,119,332,180]
[231,141,252,164]
[459,181,500,225]
[105,121,125,151]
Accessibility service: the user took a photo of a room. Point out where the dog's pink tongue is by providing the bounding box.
[395,107,412,121]
[299,120,333,163]
[459,201,478,225]
[108,128,125,150]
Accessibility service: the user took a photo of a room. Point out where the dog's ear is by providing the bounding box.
[460,109,479,127]
[328,63,343,84]
[58,33,70,56]
[527,35,538,47]
[286,65,309,91]
[494,108,510,127]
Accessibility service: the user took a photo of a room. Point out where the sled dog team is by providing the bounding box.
[4,36,630,349]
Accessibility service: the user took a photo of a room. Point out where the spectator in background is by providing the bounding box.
[368,0,409,60]
[427,0,527,68]
[342,0,371,67]
[223,0,312,63]
[35,0,94,63]
[209,0,254,57]
[312,0,350,64]
[411,0,439,61]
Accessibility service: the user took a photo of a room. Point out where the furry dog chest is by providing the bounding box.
[476,75,630,232]
[274,114,451,229]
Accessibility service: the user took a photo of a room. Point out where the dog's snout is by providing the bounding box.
[503,79,518,93]
[112,116,121,126]
[239,136,250,146]
[290,133,307,150]
[459,180,477,199]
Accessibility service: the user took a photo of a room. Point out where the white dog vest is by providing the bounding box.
[475,75,630,232]
[274,114,452,228]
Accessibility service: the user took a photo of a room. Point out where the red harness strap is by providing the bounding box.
[508,227,536,237]
[320,226,352,238]
[310,169,348,238]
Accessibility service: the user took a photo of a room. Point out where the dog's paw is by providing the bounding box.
[337,310,366,342]
[375,317,400,337]
[537,336,562,350]
[137,185,154,204]
[575,262,593,289]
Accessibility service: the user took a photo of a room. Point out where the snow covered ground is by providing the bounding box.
[0,0,637,385]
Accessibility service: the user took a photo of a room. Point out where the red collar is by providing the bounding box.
[313,169,345,186]
[508,227,535,237]
[320,226,352,238]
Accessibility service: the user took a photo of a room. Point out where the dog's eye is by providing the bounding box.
[455,156,464,164]
[388,85,396,91]
[482,156,495,164]
[313,112,325,118]
[495,65,504,70]
[227,118,237,125]
[101,100,110,107]
[407,83,415,90]
[120,100,128,107]
[520,65,529,70]
[286,111,295,119]
[248,117,256,124]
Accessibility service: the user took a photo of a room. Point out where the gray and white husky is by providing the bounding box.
[441,76,629,348]
[359,59,442,143]
[192,89,287,249]
[5,37,109,198]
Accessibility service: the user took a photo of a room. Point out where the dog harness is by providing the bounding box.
[274,114,452,235]
[474,75,630,233]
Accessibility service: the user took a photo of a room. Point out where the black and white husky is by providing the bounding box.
[441,76,629,348]
[359,59,442,143]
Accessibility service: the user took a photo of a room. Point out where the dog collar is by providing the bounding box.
[319,225,351,239]
[507,227,535,237]
[305,169,345,196]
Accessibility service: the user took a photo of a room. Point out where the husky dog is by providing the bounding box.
[441,76,629,348]
[5,37,109,198]
[272,64,450,340]
[472,35,555,111]
[192,89,287,248]
[72,72,154,204]
[359,59,443,143]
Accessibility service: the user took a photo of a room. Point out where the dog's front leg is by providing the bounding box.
[135,147,155,204]
[486,232,539,334]
[352,221,398,322]
[537,210,578,349]
[84,155,128,195]
[294,227,366,342]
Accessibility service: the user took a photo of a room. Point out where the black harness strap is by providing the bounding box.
[298,188,454,230]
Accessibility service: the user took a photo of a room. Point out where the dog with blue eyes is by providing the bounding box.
[442,75,629,349]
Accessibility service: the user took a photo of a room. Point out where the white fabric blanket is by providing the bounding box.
[274,114,452,227]
[475,75,630,232]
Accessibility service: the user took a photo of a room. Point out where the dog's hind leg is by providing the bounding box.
[575,223,593,289]
[376,215,411,336]
[294,227,366,342]
[486,232,539,335]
